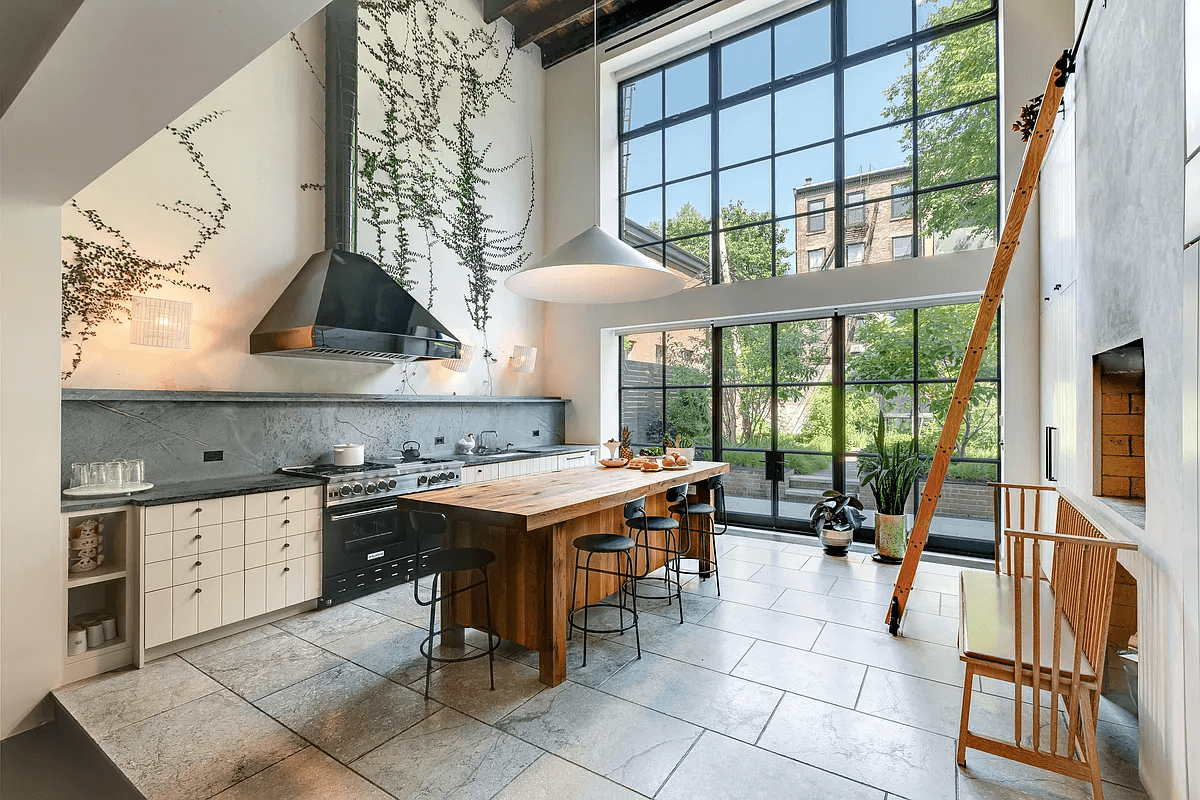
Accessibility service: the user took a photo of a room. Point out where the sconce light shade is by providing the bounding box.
[510,345,537,373]
[130,296,192,349]
[442,342,477,373]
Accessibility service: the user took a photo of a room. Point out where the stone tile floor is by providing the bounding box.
[54,532,1146,800]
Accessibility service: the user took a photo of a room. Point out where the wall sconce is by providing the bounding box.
[441,342,477,373]
[130,296,192,349]
[510,345,537,373]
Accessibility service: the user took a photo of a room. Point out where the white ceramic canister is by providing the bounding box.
[84,619,105,649]
[67,625,88,656]
[98,613,118,641]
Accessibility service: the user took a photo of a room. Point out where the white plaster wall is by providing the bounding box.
[542,1,1050,486]
[61,6,547,398]
[1039,0,1191,795]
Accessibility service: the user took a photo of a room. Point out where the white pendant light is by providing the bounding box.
[505,0,686,304]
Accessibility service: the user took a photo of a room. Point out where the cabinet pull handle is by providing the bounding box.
[195,561,202,567]
[195,533,202,539]
[283,495,291,501]
[195,587,203,593]
[283,543,290,548]
[283,567,290,573]
[283,519,290,525]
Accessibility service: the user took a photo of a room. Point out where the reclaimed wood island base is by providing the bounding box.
[397,460,729,686]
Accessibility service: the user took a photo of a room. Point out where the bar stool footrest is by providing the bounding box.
[568,601,640,636]
[420,627,502,663]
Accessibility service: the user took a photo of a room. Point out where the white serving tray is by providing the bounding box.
[63,482,155,498]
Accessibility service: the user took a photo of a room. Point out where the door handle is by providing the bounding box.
[329,507,391,522]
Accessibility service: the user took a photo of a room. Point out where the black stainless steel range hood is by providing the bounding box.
[250,249,461,363]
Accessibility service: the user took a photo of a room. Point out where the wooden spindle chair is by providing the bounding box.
[958,495,1136,798]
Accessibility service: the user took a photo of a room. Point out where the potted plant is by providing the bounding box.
[663,433,695,462]
[810,490,864,556]
[857,413,922,564]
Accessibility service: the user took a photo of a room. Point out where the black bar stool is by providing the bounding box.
[409,510,501,698]
[668,474,728,596]
[622,492,685,624]
[568,533,642,667]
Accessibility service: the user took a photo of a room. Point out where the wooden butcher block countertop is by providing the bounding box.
[401,460,729,531]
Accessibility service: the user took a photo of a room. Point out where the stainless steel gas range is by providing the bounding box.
[279,458,463,606]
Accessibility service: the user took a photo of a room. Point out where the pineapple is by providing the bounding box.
[619,426,633,460]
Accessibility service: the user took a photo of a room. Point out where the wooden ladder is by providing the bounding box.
[886,53,1073,634]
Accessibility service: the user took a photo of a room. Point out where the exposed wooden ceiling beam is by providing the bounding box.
[512,0,597,50]
[482,0,527,24]
[534,0,692,69]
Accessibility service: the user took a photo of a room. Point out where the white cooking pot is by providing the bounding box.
[333,443,365,466]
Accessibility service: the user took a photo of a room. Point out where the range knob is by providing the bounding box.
[428,475,440,485]
[365,482,377,494]
[417,475,429,486]
[387,478,397,489]
[442,472,454,481]
[351,483,364,495]
[339,485,353,497]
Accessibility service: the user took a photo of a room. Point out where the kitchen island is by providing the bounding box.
[398,460,729,685]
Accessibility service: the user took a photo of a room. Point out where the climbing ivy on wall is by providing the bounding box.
[355,0,534,325]
[60,111,227,380]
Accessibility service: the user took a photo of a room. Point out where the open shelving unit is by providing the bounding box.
[62,504,138,683]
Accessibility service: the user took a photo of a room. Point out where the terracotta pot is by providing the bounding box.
[874,513,908,563]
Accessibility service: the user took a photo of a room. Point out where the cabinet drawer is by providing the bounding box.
[145,505,174,535]
[173,498,221,530]
[198,523,221,554]
[244,516,266,545]
[300,485,322,510]
[266,537,291,565]
[265,563,288,612]
[303,553,321,601]
[244,566,266,618]
[221,495,245,523]
[172,583,200,641]
[304,508,322,533]
[302,528,322,554]
[145,532,172,564]
[562,452,590,470]
[221,521,245,549]
[145,559,172,593]
[244,491,267,519]
[245,541,267,570]
[221,573,245,626]
[173,554,220,585]
[197,576,222,633]
[285,533,308,559]
[266,489,307,516]
[221,546,245,574]
[172,528,202,559]
[266,513,297,540]
[145,588,173,649]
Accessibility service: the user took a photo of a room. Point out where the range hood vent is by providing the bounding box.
[251,249,461,363]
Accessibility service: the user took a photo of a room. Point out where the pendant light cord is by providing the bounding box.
[593,0,601,227]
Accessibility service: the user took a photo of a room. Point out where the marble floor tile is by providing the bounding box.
[724,535,790,551]
[410,650,545,724]
[898,608,960,647]
[211,746,391,800]
[177,624,280,662]
[1095,718,1142,790]
[489,752,644,800]
[182,627,347,701]
[324,615,474,685]
[941,592,962,618]
[657,730,884,800]
[800,557,901,585]
[635,587,722,622]
[495,681,701,797]
[1096,693,1139,728]
[351,582,439,627]
[625,611,755,673]
[599,652,783,742]
[504,633,640,689]
[273,603,394,648]
[912,570,964,595]
[681,574,786,609]
[54,655,222,737]
[771,587,898,631]
[255,662,441,763]
[351,707,540,800]
[701,556,762,581]
[730,640,866,708]
[462,627,537,662]
[783,541,827,556]
[758,692,957,800]
[957,749,1147,800]
[828,577,941,615]
[747,564,839,594]
[813,621,965,686]
[99,689,304,800]
[697,600,825,651]
[855,667,1022,739]
[723,545,811,570]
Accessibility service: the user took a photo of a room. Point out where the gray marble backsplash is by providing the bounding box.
[61,391,567,488]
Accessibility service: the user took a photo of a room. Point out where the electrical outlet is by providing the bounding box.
[434,436,445,445]
[203,450,223,462]
[533,430,540,437]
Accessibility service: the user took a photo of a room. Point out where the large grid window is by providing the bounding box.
[618,301,1000,555]
[618,0,998,283]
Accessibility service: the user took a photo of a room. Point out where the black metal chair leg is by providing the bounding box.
[425,572,438,700]
[711,520,722,597]
[568,549,580,642]
[481,565,495,691]
[627,551,641,659]
[582,551,593,668]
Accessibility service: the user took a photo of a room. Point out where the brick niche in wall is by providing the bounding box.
[1098,368,1145,499]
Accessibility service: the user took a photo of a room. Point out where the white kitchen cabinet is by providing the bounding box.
[245,540,267,569]
[145,560,172,593]
[144,588,172,649]
[145,505,173,535]
[221,546,245,574]
[171,584,199,640]
[265,562,288,612]
[145,531,172,563]
[245,492,267,519]
[221,495,245,523]
[561,451,592,470]
[244,566,267,618]
[266,537,291,565]
[221,573,244,626]
[245,516,266,544]
[221,520,245,549]
[304,554,321,601]
[285,560,305,605]
[197,576,223,633]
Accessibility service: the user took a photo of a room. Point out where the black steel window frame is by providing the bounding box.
[617,330,714,454]
[617,303,1001,556]
[617,0,1000,282]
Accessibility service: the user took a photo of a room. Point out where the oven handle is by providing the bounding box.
[329,505,396,522]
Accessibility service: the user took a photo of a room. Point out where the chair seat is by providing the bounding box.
[574,533,636,553]
[627,515,678,532]
[669,502,715,516]
[960,571,1097,682]
[417,546,495,577]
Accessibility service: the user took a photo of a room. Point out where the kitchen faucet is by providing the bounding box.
[478,430,499,454]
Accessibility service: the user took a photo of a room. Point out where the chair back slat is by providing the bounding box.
[991,483,1058,574]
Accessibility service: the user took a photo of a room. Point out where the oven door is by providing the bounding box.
[322,497,414,578]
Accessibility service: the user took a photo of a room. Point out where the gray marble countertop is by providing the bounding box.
[63,389,567,404]
[454,444,596,465]
[61,473,325,514]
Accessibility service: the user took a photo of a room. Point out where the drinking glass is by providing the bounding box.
[106,461,123,487]
[70,463,89,488]
[87,462,108,486]
[128,459,145,485]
